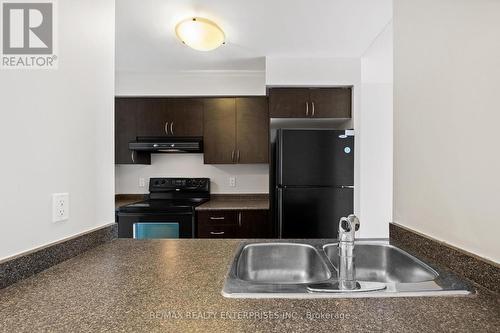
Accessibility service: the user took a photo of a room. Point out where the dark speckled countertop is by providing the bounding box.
[0,239,498,332]
[115,194,146,209]
[196,194,269,211]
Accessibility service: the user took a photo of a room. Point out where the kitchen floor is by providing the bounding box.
[0,239,498,332]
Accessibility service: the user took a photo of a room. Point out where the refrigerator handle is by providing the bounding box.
[277,188,283,238]
[277,130,283,185]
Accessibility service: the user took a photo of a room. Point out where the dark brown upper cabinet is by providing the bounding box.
[269,87,352,118]
[115,97,203,165]
[309,88,352,118]
[236,97,269,164]
[115,98,151,165]
[203,98,237,164]
[268,88,311,118]
[115,96,268,165]
[137,98,203,137]
[170,99,204,137]
[203,97,269,164]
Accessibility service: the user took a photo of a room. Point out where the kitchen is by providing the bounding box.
[0,0,499,332]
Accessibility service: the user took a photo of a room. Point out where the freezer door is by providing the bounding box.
[278,129,354,186]
[279,187,354,238]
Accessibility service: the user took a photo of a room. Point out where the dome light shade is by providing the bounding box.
[175,17,225,51]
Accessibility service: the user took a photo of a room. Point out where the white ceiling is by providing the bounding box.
[116,0,392,72]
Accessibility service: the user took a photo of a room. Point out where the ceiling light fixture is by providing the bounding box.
[175,17,225,51]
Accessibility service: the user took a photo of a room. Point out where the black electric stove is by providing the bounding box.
[117,178,210,238]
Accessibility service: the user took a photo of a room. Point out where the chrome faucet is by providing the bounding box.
[337,214,360,290]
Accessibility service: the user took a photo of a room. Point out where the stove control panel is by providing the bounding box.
[149,178,210,192]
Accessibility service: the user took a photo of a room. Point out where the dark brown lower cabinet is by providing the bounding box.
[237,210,273,238]
[197,210,271,238]
[197,224,240,238]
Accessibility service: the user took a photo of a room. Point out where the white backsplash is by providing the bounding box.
[115,154,269,194]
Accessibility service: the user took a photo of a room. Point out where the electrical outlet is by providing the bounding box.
[52,193,69,222]
[229,176,236,187]
[139,177,146,188]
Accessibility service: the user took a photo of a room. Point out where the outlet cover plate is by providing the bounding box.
[139,177,146,188]
[52,193,69,222]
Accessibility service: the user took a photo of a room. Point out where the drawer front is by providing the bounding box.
[197,224,239,238]
[197,211,238,226]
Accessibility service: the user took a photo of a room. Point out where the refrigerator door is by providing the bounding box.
[278,187,354,238]
[277,129,354,186]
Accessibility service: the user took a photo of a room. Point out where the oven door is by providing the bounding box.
[117,212,194,239]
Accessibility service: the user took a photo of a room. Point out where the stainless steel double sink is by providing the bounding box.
[222,239,472,298]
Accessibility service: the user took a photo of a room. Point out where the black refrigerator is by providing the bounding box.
[274,129,354,238]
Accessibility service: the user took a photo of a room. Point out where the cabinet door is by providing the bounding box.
[269,88,310,118]
[115,98,150,165]
[203,98,237,164]
[236,97,269,164]
[238,210,271,238]
[137,98,173,137]
[169,99,203,137]
[309,88,352,118]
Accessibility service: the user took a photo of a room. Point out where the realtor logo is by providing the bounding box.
[1,0,57,69]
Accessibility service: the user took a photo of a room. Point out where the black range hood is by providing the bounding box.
[129,137,203,153]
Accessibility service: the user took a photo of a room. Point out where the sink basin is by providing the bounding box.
[222,239,472,298]
[323,243,438,283]
[237,243,331,284]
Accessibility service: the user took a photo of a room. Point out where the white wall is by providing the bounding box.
[0,0,115,260]
[394,0,500,262]
[266,57,362,217]
[359,22,393,238]
[116,155,269,194]
[116,70,266,96]
[265,57,361,87]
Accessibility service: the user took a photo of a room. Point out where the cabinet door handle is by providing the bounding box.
[231,150,235,162]
[210,231,225,235]
[312,101,315,117]
[210,217,225,220]
[305,102,309,116]
[237,150,240,163]
[238,212,242,227]
[170,122,174,135]
[131,150,135,163]
[164,122,169,135]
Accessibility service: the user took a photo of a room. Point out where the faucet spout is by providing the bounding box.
[338,214,360,243]
[337,214,360,290]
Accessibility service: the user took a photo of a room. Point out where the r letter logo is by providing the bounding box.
[1,1,57,69]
